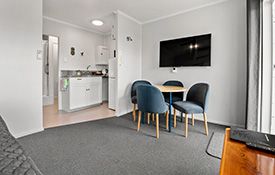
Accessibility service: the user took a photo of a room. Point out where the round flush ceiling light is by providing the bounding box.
[91,20,104,26]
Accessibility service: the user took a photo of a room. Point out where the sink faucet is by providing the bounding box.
[87,65,92,70]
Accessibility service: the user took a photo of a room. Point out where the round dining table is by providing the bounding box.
[154,85,187,132]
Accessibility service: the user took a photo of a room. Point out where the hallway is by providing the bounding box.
[43,100,115,128]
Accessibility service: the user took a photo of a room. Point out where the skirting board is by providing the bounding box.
[13,128,44,139]
[119,112,245,128]
[190,115,245,128]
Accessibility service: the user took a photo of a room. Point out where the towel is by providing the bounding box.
[60,79,69,91]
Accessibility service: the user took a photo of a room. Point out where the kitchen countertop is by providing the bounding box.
[61,70,108,78]
[61,75,108,78]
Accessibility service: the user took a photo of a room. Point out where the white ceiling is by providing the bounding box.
[43,0,227,34]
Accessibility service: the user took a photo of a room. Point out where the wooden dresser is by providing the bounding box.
[220,128,275,175]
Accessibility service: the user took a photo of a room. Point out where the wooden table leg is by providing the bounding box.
[203,113,209,136]
[156,113,159,139]
[137,111,141,131]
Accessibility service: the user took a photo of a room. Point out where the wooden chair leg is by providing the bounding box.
[152,113,155,122]
[165,111,169,130]
[192,114,194,126]
[203,113,209,136]
[132,104,137,121]
[156,113,159,139]
[147,113,151,125]
[173,108,177,128]
[185,113,188,138]
[137,111,141,131]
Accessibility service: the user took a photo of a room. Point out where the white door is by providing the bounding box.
[108,58,117,78]
[108,78,116,110]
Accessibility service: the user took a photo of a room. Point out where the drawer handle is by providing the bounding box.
[86,89,90,91]
[77,78,82,80]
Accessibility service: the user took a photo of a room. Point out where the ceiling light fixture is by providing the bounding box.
[91,20,104,26]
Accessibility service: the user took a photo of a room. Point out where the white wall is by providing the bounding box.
[116,12,142,116]
[0,0,43,137]
[271,1,275,134]
[142,0,247,127]
[43,18,105,71]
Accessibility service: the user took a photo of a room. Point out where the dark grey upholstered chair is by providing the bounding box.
[172,83,209,138]
[136,85,169,139]
[131,80,151,121]
[163,80,184,103]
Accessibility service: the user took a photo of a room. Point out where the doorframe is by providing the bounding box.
[42,34,60,127]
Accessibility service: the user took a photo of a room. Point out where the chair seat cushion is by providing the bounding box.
[164,96,182,103]
[173,101,204,114]
[131,96,137,104]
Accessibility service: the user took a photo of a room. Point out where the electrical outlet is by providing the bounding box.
[172,67,177,73]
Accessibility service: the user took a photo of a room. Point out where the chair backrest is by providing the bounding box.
[131,80,151,98]
[136,85,167,114]
[186,83,209,111]
[163,80,184,101]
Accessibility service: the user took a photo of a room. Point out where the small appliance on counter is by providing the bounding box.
[76,70,82,76]
[102,69,108,75]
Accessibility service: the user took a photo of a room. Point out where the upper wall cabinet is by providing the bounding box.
[95,45,109,65]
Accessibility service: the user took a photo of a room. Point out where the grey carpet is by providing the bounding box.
[206,132,225,159]
[19,114,226,175]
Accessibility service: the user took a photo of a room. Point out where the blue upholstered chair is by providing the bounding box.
[136,85,169,139]
[172,83,209,137]
[163,80,184,103]
[131,80,151,121]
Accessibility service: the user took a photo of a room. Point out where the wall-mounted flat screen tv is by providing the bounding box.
[159,34,211,67]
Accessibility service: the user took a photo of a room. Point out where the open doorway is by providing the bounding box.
[42,35,59,106]
[42,13,117,129]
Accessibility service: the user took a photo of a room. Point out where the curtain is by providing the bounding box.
[246,0,263,131]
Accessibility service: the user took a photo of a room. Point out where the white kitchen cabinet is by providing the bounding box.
[62,77,102,112]
[96,46,109,65]
[70,85,88,109]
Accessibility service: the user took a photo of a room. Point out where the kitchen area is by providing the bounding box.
[42,14,117,128]
[60,45,116,112]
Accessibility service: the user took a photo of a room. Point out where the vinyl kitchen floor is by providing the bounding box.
[43,100,116,129]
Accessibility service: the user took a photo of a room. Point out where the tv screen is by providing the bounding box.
[159,34,211,67]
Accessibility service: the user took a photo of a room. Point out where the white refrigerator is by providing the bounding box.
[108,58,117,110]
